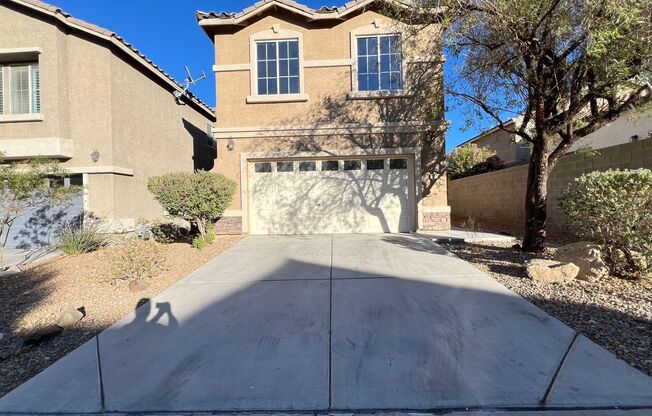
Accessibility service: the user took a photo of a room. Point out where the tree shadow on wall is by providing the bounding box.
[246,34,448,232]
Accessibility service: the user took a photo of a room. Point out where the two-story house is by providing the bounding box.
[197,0,450,235]
[0,0,216,247]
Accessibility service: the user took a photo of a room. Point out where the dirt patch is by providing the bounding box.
[445,240,652,376]
[0,235,243,397]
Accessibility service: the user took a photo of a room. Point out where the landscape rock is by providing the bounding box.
[56,306,86,328]
[21,325,63,350]
[128,279,149,292]
[554,241,609,282]
[526,259,579,283]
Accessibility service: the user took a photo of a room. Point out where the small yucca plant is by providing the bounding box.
[57,222,107,255]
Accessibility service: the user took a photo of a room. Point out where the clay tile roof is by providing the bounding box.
[196,0,422,24]
[8,0,214,117]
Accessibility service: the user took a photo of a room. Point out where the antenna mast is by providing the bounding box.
[173,66,206,105]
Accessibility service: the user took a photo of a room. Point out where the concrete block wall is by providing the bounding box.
[448,138,652,235]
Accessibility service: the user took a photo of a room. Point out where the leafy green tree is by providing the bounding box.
[0,157,79,267]
[448,143,499,178]
[403,0,652,251]
[147,171,236,240]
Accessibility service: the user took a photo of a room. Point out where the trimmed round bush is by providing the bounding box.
[147,171,236,241]
[558,169,652,278]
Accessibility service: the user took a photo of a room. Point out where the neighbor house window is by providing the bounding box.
[356,35,402,91]
[0,63,40,115]
[256,40,299,95]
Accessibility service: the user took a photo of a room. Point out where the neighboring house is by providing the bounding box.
[568,106,652,152]
[456,117,532,166]
[455,106,652,166]
[0,0,216,247]
[197,0,450,235]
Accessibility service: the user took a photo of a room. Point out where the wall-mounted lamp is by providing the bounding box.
[227,138,235,151]
[90,148,100,163]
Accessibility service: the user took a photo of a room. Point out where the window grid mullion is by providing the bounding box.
[276,40,281,94]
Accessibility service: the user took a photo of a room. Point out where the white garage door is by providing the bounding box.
[248,157,415,234]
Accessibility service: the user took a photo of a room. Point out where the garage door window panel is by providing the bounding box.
[366,159,385,170]
[277,161,294,172]
[322,160,339,171]
[390,158,408,169]
[299,161,316,172]
[344,160,361,171]
[255,162,272,173]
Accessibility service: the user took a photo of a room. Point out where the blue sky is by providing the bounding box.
[52,0,488,151]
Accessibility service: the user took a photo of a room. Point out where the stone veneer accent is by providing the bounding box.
[422,211,451,231]
[214,216,243,235]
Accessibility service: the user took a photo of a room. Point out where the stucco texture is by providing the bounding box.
[206,5,448,232]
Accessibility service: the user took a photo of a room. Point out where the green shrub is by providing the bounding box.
[57,222,107,255]
[192,235,208,250]
[558,169,652,278]
[109,240,167,284]
[147,171,236,240]
[149,221,190,244]
[448,143,502,179]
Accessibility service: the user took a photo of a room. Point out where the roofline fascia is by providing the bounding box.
[456,118,519,148]
[198,0,443,31]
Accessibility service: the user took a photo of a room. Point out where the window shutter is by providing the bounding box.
[31,64,40,114]
[0,66,4,115]
[10,65,30,115]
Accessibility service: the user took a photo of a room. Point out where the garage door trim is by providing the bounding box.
[240,147,420,234]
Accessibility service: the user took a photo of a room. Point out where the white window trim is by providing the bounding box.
[248,28,307,104]
[349,22,409,99]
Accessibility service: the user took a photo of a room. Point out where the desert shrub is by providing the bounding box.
[147,171,236,240]
[109,240,167,284]
[448,144,502,179]
[192,222,216,250]
[558,169,652,278]
[460,216,481,231]
[149,221,190,244]
[57,222,107,255]
[192,235,208,250]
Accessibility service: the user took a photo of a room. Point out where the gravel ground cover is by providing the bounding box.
[445,240,652,376]
[0,235,243,397]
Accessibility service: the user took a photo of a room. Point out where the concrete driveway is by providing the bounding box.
[1,234,651,415]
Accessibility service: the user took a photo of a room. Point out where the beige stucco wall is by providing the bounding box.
[208,6,448,232]
[214,10,443,127]
[448,138,652,234]
[0,3,215,228]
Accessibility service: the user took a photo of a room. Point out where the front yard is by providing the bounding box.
[0,235,243,397]
[445,240,652,377]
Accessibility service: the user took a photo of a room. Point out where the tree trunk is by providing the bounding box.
[522,142,549,252]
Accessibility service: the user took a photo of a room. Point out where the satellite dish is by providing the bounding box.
[174,66,207,105]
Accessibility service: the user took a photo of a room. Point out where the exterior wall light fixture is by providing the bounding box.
[227,138,235,151]
[90,148,100,163]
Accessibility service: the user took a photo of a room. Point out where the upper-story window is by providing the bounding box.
[256,40,300,95]
[356,34,402,91]
[0,62,40,115]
